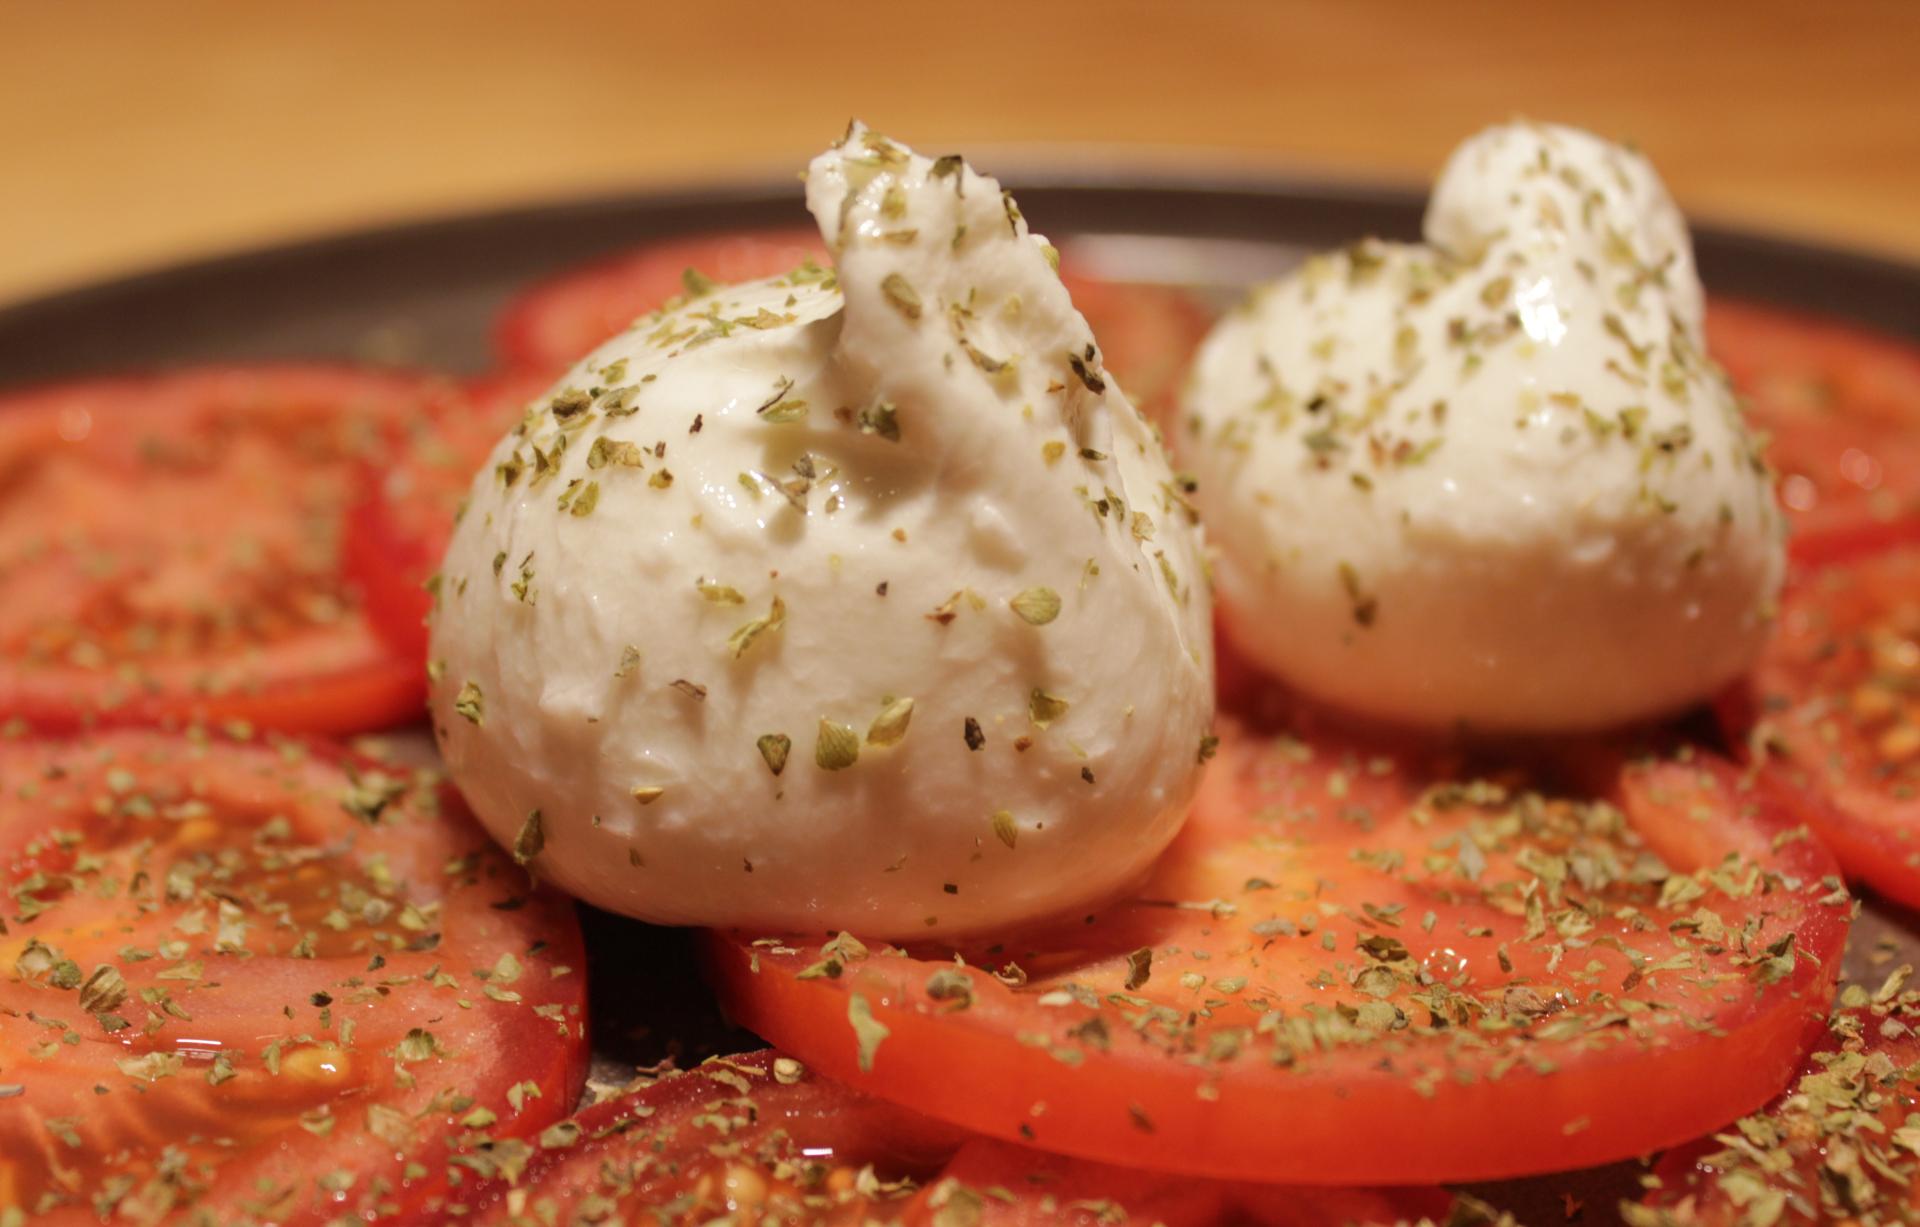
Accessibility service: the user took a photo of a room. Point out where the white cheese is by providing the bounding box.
[429,125,1214,935]
[1182,122,1783,731]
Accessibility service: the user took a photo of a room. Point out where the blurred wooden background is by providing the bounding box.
[2,0,1916,305]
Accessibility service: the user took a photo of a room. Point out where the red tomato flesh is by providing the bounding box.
[1726,535,1920,909]
[346,369,551,663]
[707,713,1848,1184]
[1707,299,1920,551]
[1638,1004,1920,1224]
[492,228,828,374]
[923,1137,1454,1227]
[456,1051,1452,1227]
[0,729,589,1224]
[0,367,454,733]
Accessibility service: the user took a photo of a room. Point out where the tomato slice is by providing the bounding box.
[492,228,829,373]
[1636,1004,1920,1224]
[0,729,589,1224]
[706,712,1848,1184]
[1706,299,1920,550]
[1723,532,1920,910]
[452,1051,1452,1226]
[0,366,457,734]
[916,1139,1455,1227]
[1056,271,1213,425]
[457,1051,959,1224]
[346,370,549,664]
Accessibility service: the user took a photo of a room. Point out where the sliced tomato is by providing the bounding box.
[1707,299,1920,549]
[492,228,828,373]
[1709,299,1920,434]
[1637,1004,1920,1224]
[916,1139,1455,1227]
[346,369,550,663]
[1723,531,1920,909]
[457,1051,959,1224]
[706,711,1848,1185]
[453,1051,1451,1226]
[0,729,589,1224]
[0,366,459,733]
[1057,271,1213,426]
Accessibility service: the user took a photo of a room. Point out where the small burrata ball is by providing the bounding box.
[1181,121,1783,731]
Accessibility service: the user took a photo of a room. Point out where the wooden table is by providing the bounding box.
[3,0,1916,306]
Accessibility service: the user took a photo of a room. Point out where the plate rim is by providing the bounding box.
[3,167,1917,338]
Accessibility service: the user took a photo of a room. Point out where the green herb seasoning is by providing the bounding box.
[1009,586,1062,625]
[512,811,545,866]
[757,733,792,777]
[866,696,915,747]
[815,719,860,771]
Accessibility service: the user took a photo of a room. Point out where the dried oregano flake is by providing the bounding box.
[866,697,914,747]
[1125,946,1154,990]
[991,810,1017,850]
[815,719,860,771]
[727,595,786,659]
[757,734,792,776]
[697,578,746,605]
[613,645,641,679]
[880,273,923,321]
[512,811,545,866]
[1009,586,1061,626]
[454,682,484,726]
[1029,688,1070,728]
[848,992,890,1072]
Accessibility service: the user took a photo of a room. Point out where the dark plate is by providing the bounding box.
[4,174,1919,1225]
[2,172,1917,388]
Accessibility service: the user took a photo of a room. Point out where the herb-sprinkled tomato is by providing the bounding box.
[913,1137,1458,1227]
[1633,1003,1920,1225]
[1707,299,1920,550]
[0,367,452,733]
[0,729,588,1224]
[457,1051,1454,1227]
[461,1051,960,1225]
[706,712,1849,1184]
[346,370,552,664]
[1724,533,1920,909]
[492,229,829,374]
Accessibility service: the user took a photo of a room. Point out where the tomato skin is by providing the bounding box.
[912,1144,1238,1227]
[492,228,829,373]
[1721,533,1920,911]
[1708,304,1920,909]
[0,365,456,734]
[1705,298,1920,553]
[1709,298,1920,434]
[705,718,1847,1185]
[345,369,550,665]
[459,1051,964,1224]
[0,729,590,1225]
[455,1050,1451,1227]
[1638,1007,1920,1225]
[0,642,425,738]
[914,1141,1454,1227]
